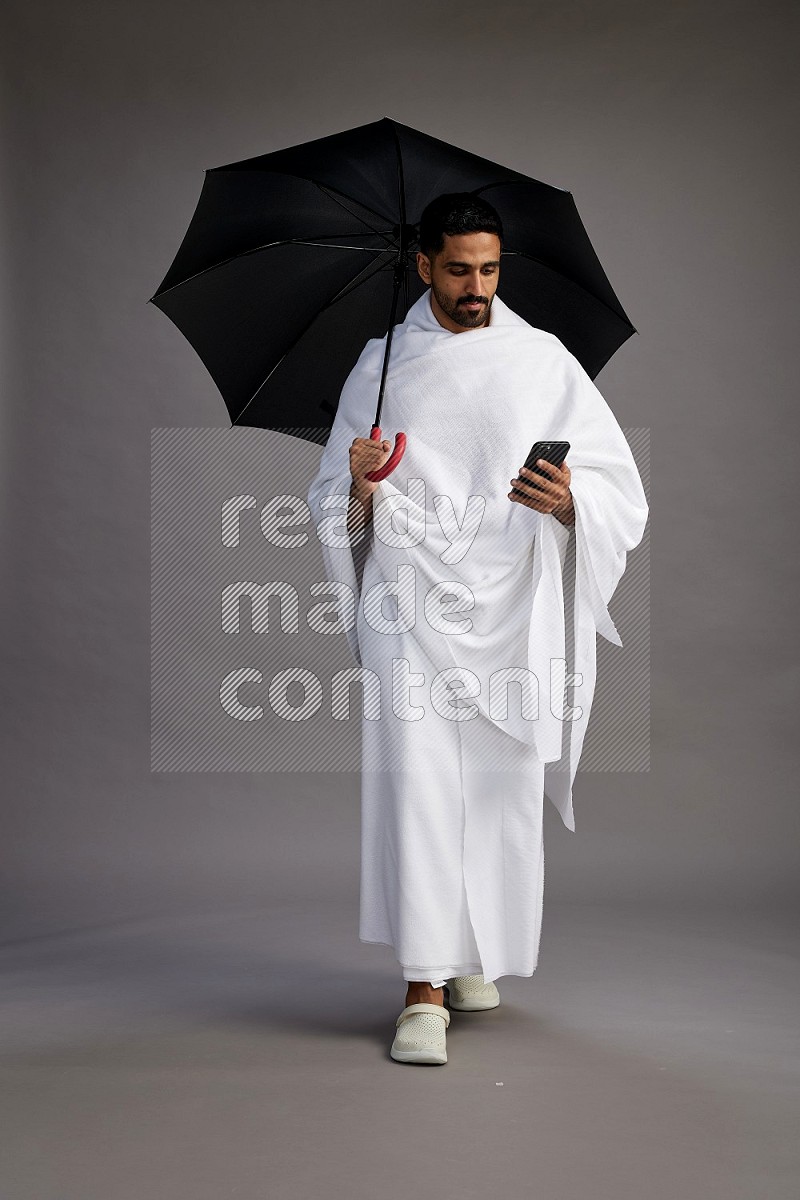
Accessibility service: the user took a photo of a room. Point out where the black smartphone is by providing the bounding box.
[511,440,570,498]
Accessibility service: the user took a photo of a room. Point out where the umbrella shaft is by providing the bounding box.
[374,262,404,429]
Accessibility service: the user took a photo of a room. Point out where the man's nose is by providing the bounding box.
[466,272,485,295]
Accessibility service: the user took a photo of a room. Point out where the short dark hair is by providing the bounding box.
[417,192,504,260]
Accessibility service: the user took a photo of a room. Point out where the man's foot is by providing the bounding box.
[444,974,500,1011]
[390,1002,450,1064]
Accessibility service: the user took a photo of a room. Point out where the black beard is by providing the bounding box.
[432,283,492,328]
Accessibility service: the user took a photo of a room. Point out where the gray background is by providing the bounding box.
[2,1,798,1197]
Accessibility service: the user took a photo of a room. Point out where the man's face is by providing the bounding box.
[416,231,501,333]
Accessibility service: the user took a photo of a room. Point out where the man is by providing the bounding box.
[306,193,648,1065]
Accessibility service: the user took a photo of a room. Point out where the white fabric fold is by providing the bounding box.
[306,288,648,833]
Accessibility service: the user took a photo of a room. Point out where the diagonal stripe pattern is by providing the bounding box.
[151,427,649,774]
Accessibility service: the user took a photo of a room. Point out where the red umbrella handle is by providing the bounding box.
[364,425,407,481]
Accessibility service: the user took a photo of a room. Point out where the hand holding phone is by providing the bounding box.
[511,440,570,498]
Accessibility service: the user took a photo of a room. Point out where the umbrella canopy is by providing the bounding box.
[149,116,635,447]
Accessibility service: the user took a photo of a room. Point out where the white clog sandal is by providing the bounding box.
[444,974,500,1011]
[390,1002,450,1064]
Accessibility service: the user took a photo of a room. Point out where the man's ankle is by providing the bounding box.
[405,983,444,1006]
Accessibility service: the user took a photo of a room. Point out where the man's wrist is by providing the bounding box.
[348,477,375,532]
[552,491,575,527]
[349,477,372,503]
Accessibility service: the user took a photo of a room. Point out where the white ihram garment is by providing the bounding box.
[306,289,648,985]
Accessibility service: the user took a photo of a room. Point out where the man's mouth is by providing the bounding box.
[461,300,485,310]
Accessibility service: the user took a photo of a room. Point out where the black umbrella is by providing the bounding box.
[149,116,635,481]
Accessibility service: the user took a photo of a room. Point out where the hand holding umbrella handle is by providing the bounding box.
[364,425,406,481]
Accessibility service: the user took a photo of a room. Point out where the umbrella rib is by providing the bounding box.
[211,166,396,232]
[470,178,631,325]
[231,254,394,427]
[501,249,635,330]
[474,177,571,196]
[324,254,420,313]
[288,240,395,252]
[319,256,397,311]
[150,238,395,301]
[314,183,396,246]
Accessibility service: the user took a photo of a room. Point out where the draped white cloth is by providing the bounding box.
[306,288,648,983]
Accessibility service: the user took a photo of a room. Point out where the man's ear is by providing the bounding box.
[416,251,432,284]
